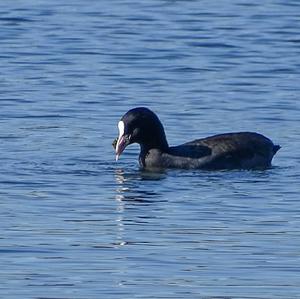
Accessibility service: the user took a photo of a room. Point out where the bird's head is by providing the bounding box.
[114,107,168,161]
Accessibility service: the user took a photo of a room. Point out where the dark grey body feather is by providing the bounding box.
[116,107,280,170]
[140,132,280,170]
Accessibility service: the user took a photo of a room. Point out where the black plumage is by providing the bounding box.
[114,107,280,170]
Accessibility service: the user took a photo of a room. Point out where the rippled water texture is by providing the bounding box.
[1,1,300,298]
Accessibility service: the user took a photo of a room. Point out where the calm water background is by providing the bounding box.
[1,0,300,298]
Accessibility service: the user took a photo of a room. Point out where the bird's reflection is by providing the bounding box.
[114,167,166,203]
[113,168,166,248]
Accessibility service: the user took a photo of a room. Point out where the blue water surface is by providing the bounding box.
[1,0,300,298]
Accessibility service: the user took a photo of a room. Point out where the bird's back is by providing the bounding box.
[163,132,279,170]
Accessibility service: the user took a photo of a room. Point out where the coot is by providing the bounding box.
[114,107,280,170]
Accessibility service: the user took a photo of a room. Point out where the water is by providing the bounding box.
[1,0,300,298]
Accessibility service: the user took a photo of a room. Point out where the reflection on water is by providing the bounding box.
[1,0,300,297]
[114,168,165,202]
[113,168,167,249]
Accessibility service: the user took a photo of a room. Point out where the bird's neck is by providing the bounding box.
[145,129,169,151]
[139,132,169,157]
[138,139,168,168]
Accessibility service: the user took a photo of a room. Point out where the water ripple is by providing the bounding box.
[0,0,300,298]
